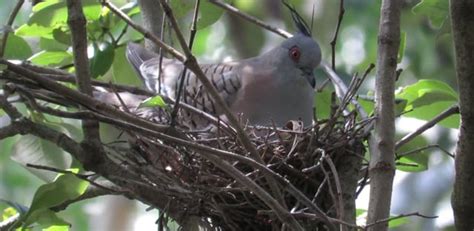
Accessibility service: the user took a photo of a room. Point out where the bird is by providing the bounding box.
[126,5,321,130]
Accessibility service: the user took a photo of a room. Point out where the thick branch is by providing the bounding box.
[66,0,101,146]
[450,0,474,229]
[367,0,402,230]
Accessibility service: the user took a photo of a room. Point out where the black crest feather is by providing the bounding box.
[282,0,312,36]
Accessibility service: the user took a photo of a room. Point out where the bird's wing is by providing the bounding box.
[127,43,243,128]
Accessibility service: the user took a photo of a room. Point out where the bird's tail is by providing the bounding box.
[126,43,158,82]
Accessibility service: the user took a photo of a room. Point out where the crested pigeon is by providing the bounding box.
[126,6,321,129]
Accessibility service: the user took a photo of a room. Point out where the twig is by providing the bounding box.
[0,213,20,231]
[330,0,345,71]
[202,154,305,231]
[365,212,438,229]
[2,70,235,135]
[323,154,345,230]
[291,212,362,230]
[100,0,186,62]
[395,105,459,149]
[170,0,201,126]
[0,0,25,58]
[209,0,292,38]
[51,181,123,212]
[26,163,122,193]
[397,144,454,159]
[0,59,170,132]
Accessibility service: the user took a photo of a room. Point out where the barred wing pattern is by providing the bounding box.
[139,57,242,128]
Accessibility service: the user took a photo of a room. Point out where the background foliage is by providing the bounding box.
[0,0,455,230]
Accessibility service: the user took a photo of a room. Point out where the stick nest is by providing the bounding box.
[113,106,367,230]
[2,66,367,230]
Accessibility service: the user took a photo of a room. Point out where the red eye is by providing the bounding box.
[289,46,301,62]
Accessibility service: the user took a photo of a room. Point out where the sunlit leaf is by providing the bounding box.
[2,207,18,220]
[90,43,115,79]
[4,34,33,60]
[139,95,167,108]
[21,169,88,228]
[0,199,29,216]
[396,80,459,128]
[15,24,54,39]
[396,79,457,105]
[412,0,449,28]
[28,0,101,27]
[28,51,72,67]
[44,224,70,231]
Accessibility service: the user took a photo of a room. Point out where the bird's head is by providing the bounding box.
[278,1,321,88]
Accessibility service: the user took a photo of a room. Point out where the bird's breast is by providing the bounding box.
[231,72,314,127]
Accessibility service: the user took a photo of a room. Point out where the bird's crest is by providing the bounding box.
[282,1,312,37]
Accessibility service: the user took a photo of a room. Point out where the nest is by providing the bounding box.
[1,64,368,230]
[109,107,367,230]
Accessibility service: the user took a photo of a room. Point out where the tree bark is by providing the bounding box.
[367,0,401,230]
[450,0,474,230]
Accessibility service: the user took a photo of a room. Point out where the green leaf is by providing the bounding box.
[396,79,457,106]
[28,51,72,67]
[110,46,142,86]
[44,224,70,231]
[40,38,69,51]
[396,80,459,128]
[355,208,367,217]
[169,0,194,19]
[412,0,449,28]
[396,153,429,172]
[139,95,167,108]
[15,24,54,39]
[21,170,88,228]
[29,0,101,28]
[403,101,459,128]
[388,216,408,228]
[52,27,72,46]
[11,135,72,182]
[197,1,228,29]
[3,34,33,60]
[90,43,115,79]
[398,32,406,63]
[314,89,332,120]
[0,199,29,215]
[30,210,70,229]
[2,207,18,220]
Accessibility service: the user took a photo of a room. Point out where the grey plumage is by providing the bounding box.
[126,6,321,129]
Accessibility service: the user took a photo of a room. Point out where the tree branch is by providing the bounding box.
[450,0,474,229]
[0,0,24,58]
[367,0,402,230]
[395,105,459,149]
